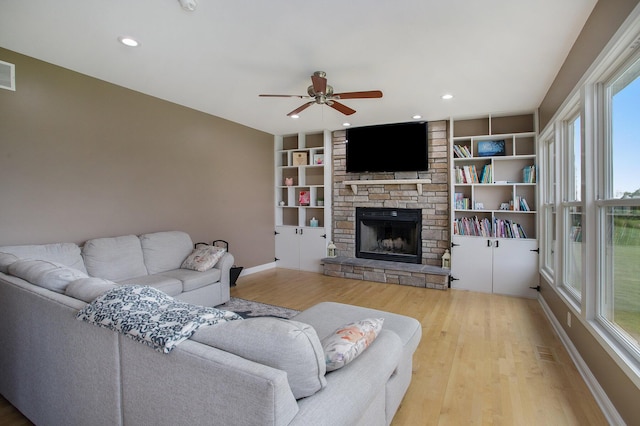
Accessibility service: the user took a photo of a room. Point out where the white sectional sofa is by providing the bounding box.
[0,231,422,426]
[0,230,234,307]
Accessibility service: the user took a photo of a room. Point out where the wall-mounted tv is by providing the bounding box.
[346,121,428,173]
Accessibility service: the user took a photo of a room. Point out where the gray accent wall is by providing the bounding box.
[0,48,275,269]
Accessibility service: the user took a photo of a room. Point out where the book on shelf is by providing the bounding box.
[479,164,492,183]
[453,216,492,237]
[454,166,479,183]
[494,218,528,238]
[453,145,472,158]
[523,165,536,183]
[517,197,530,211]
[454,193,471,209]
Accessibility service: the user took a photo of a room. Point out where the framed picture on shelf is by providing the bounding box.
[477,140,506,157]
[313,154,324,165]
[298,191,310,206]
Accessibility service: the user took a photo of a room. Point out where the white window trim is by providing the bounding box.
[538,3,640,387]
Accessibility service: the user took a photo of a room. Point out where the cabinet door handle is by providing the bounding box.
[487,240,492,247]
[300,228,304,235]
[495,240,499,248]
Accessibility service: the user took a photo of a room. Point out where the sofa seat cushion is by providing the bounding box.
[192,317,327,399]
[293,302,422,356]
[118,275,183,297]
[159,268,221,292]
[292,329,403,425]
[139,231,194,275]
[8,259,89,293]
[0,242,87,274]
[82,235,148,281]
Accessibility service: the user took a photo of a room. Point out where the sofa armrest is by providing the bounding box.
[215,252,234,300]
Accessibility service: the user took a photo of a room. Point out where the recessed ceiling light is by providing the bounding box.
[290,114,299,119]
[412,115,422,120]
[343,122,351,127]
[441,94,453,100]
[118,36,140,47]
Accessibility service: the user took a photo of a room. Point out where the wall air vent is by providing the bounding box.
[0,60,16,91]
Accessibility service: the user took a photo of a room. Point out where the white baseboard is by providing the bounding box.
[537,295,625,425]
[238,262,275,277]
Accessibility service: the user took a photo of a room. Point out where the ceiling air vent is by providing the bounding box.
[0,60,16,91]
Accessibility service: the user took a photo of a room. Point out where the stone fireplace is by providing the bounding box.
[323,120,451,290]
[356,207,422,264]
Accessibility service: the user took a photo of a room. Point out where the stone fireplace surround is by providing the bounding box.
[323,120,450,290]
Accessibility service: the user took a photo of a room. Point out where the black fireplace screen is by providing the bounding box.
[355,207,422,264]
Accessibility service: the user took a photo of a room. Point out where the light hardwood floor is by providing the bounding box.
[1,269,608,425]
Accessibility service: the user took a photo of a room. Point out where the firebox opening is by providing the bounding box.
[356,207,422,264]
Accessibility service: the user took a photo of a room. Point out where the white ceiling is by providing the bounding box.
[0,0,597,136]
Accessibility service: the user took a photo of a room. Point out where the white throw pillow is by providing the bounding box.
[181,245,226,272]
[321,318,384,372]
[8,259,89,293]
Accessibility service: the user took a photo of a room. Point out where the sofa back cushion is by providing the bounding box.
[0,242,87,274]
[191,317,327,399]
[8,259,89,293]
[82,235,148,281]
[139,231,194,275]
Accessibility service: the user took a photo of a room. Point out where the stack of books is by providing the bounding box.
[453,145,472,158]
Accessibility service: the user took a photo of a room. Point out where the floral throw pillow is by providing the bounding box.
[181,245,226,272]
[321,318,384,372]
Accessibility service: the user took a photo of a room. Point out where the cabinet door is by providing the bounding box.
[299,228,326,273]
[451,235,493,293]
[275,227,300,270]
[492,239,539,298]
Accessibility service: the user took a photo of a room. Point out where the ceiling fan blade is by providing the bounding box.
[287,101,315,117]
[311,74,327,94]
[259,94,309,98]
[328,101,356,116]
[332,90,383,99]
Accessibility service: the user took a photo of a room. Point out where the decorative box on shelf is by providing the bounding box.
[292,152,308,166]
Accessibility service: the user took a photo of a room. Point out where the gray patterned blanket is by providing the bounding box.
[77,285,242,353]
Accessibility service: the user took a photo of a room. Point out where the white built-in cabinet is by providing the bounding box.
[274,130,332,273]
[449,114,539,298]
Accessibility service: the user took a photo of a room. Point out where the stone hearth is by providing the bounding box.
[324,120,450,289]
[323,256,449,290]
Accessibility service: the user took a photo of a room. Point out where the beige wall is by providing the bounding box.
[537,1,640,423]
[538,0,640,130]
[0,48,275,269]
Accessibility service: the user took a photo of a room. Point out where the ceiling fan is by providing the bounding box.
[259,71,383,117]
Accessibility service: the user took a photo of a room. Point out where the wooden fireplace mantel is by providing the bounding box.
[343,179,432,195]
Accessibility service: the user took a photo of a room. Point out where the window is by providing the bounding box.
[598,55,640,358]
[541,135,556,275]
[562,114,583,300]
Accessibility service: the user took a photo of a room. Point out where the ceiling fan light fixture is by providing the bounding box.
[412,115,422,119]
[290,114,300,119]
[441,94,454,100]
[343,122,351,127]
[118,36,140,47]
[178,0,197,11]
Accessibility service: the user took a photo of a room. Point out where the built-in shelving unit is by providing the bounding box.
[274,131,331,272]
[449,114,539,298]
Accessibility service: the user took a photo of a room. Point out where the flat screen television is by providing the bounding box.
[345,121,428,173]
